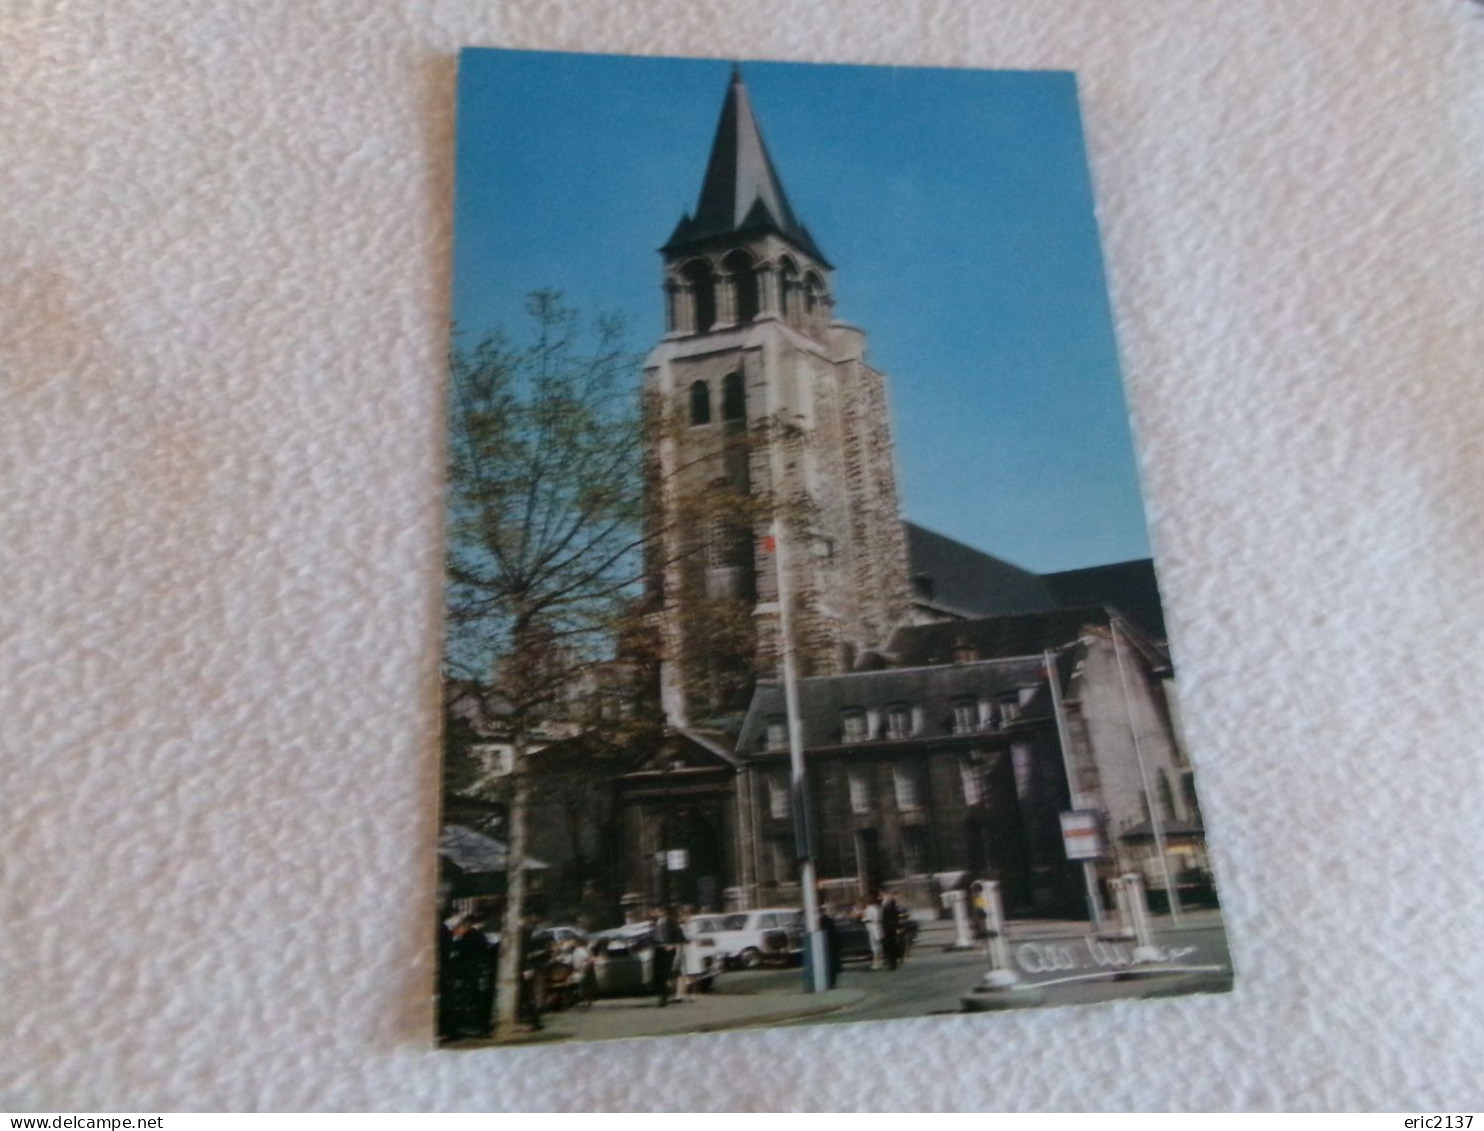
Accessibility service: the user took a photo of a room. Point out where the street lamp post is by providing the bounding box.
[1109,617,1182,926]
[769,514,829,994]
[1044,647,1105,932]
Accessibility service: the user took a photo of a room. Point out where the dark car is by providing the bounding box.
[831,916,874,964]
[824,909,919,965]
[587,933,655,997]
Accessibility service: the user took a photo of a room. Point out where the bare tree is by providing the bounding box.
[445,291,649,1038]
[444,291,802,1037]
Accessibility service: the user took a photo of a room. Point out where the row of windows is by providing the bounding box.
[689,373,746,426]
[764,696,1023,749]
[769,766,920,819]
[766,761,993,820]
[762,824,936,886]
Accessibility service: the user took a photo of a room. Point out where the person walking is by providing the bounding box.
[649,906,681,1007]
[569,936,596,1009]
[862,894,884,970]
[675,906,707,1001]
[818,903,842,989]
[446,912,496,1038]
[881,891,904,970]
[517,915,550,1031]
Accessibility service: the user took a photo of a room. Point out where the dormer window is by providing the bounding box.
[952,698,979,735]
[951,638,978,663]
[841,708,867,743]
[765,715,787,750]
[998,694,1021,724]
[885,704,912,740]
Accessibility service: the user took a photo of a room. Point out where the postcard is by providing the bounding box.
[438,48,1231,1045]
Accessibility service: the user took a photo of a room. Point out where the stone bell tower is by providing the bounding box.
[644,67,912,727]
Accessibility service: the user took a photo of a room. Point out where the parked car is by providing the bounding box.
[819,907,919,965]
[689,908,803,968]
[831,915,874,964]
[585,931,655,997]
[534,924,586,946]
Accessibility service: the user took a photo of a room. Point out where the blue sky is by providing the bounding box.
[451,49,1151,573]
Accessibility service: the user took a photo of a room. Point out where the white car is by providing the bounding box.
[690,908,804,968]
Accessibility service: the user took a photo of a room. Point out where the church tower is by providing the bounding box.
[645,68,913,726]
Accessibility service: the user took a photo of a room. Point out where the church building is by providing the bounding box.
[607,70,1208,920]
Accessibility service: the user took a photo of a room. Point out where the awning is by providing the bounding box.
[1118,818,1206,843]
[437,824,550,874]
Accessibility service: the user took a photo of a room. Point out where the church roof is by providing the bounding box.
[1042,559,1167,640]
[886,606,1116,668]
[663,67,830,265]
[902,522,1167,640]
[904,521,1059,618]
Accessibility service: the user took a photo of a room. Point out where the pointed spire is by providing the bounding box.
[663,68,829,265]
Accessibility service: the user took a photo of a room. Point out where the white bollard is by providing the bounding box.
[1110,874,1136,939]
[1117,873,1160,963]
[941,889,973,950]
[976,880,1020,989]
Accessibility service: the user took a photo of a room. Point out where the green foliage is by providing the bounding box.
[444,291,646,716]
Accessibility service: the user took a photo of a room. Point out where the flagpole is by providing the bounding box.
[770,515,829,993]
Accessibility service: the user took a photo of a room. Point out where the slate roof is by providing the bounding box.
[904,521,1059,618]
[1043,559,1166,640]
[736,657,1047,755]
[1118,818,1206,841]
[676,726,740,767]
[663,68,829,265]
[886,606,1115,669]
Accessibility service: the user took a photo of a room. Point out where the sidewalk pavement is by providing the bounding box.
[959,910,1234,1012]
[907,907,1225,948]
[998,908,1228,940]
[448,911,1233,1045]
[447,982,869,1048]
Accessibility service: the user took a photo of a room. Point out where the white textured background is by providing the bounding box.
[3,0,1482,1112]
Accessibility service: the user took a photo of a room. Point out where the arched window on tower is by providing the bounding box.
[803,270,829,333]
[777,256,799,325]
[722,371,745,423]
[721,249,759,325]
[682,258,716,334]
[689,380,711,426]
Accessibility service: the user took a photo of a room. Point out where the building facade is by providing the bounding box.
[610,71,1209,921]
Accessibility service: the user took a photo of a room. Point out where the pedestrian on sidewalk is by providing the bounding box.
[677,905,711,1000]
[568,936,595,1009]
[649,905,682,1007]
[518,914,550,1031]
[446,912,496,1039]
[818,903,842,989]
[862,894,884,970]
[881,890,905,970]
